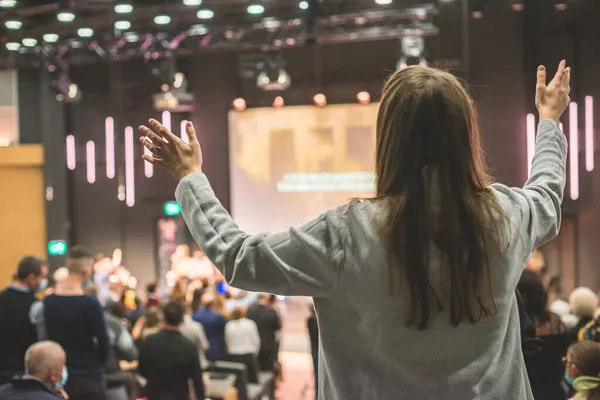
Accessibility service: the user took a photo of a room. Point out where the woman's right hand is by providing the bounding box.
[535,59,571,123]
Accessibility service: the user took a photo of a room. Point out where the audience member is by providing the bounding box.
[225,307,261,383]
[192,294,228,361]
[307,305,319,399]
[248,294,282,372]
[0,341,68,400]
[30,247,109,400]
[569,288,599,342]
[518,270,566,335]
[582,317,600,343]
[0,256,47,385]
[180,304,210,369]
[138,300,205,400]
[131,307,162,341]
[564,341,600,399]
[145,282,159,308]
[190,287,205,313]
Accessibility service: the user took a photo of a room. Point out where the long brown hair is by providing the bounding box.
[569,341,600,400]
[376,66,506,329]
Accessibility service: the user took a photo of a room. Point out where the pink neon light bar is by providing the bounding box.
[526,114,536,178]
[86,141,96,184]
[105,117,115,179]
[66,135,76,170]
[585,96,594,171]
[162,111,171,131]
[181,119,189,144]
[569,102,579,200]
[125,127,135,207]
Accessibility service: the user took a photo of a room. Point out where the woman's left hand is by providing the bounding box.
[139,119,203,181]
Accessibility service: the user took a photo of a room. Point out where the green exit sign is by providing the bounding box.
[48,240,68,256]
[163,201,181,217]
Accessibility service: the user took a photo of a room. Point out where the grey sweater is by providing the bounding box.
[175,119,566,399]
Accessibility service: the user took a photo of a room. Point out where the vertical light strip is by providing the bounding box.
[66,135,76,170]
[181,119,189,144]
[86,141,96,183]
[125,126,135,207]
[162,110,171,131]
[569,102,579,200]
[144,146,153,178]
[526,113,536,178]
[105,117,115,178]
[585,96,594,171]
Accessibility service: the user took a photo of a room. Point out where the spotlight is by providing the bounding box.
[5,42,20,51]
[22,38,37,47]
[313,93,327,107]
[233,98,247,111]
[0,0,16,8]
[57,11,75,22]
[5,20,22,30]
[115,20,131,30]
[273,96,284,108]
[115,3,133,14]
[299,1,309,9]
[510,1,524,11]
[43,33,59,43]
[183,0,202,5]
[197,9,214,19]
[554,1,567,11]
[247,4,265,14]
[77,28,94,38]
[154,15,171,25]
[471,10,483,19]
[375,0,392,4]
[357,91,371,105]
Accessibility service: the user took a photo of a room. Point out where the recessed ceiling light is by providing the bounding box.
[5,20,22,29]
[124,32,139,42]
[5,42,20,51]
[247,4,265,14]
[154,14,171,25]
[43,33,59,43]
[115,3,133,13]
[183,0,202,5]
[57,12,75,22]
[115,20,131,30]
[196,9,214,19]
[299,1,309,10]
[22,38,37,47]
[77,27,94,38]
[0,0,17,8]
[375,0,393,4]
[188,24,208,35]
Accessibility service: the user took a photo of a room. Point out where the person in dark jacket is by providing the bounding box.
[247,294,282,372]
[192,294,228,361]
[0,341,68,400]
[0,256,47,385]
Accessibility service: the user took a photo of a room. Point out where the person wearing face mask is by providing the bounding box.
[0,256,48,385]
[0,341,69,399]
[563,341,600,400]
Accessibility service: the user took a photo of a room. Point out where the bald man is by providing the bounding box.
[0,341,68,399]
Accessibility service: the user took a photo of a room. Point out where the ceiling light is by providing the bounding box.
[43,33,59,43]
[197,9,214,19]
[124,32,139,42]
[183,0,202,5]
[115,3,133,13]
[375,0,393,4]
[510,1,524,11]
[154,14,171,24]
[554,1,567,10]
[247,4,265,14]
[5,42,20,51]
[188,24,208,35]
[57,12,75,22]
[0,0,16,8]
[299,1,309,9]
[5,20,22,29]
[115,20,131,30]
[77,27,94,38]
[22,38,37,47]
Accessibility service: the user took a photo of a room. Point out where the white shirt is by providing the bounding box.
[225,318,261,355]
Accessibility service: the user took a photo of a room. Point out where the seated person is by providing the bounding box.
[564,341,600,399]
[0,341,68,400]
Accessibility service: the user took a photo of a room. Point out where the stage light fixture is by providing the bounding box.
[197,9,214,19]
[585,96,594,171]
[125,126,135,207]
[569,102,579,200]
[66,135,76,170]
[233,98,247,111]
[154,14,171,25]
[357,91,371,105]
[57,11,75,22]
[43,33,59,43]
[5,42,20,51]
[5,20,21,30]
[273,96,284,108]
[22,38,37,47]
[183,0,202,5]
[115,20,131,30]
[105,117,115,179]
[375,0,393,4]
[299,1,309,10]
[247,4,265,15]
[313,93,327,107]
[0,0,16,8]
[77,28,93,38]
[144,143,153,178]
[115,3,133,14]
[86,141,96,184]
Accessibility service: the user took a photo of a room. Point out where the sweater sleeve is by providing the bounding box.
[491,119,567,260]
[175,173,347,297]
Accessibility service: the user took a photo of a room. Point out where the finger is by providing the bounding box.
[536,65,546,88]
[550,59,566,86]
[149,119,179,144]
[142,154,164,165]
[563,67,571,88]
[140,136,161,154]
[139,125,163,146]
[185,121,198,143]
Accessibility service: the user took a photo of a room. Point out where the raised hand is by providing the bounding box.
[535,59,571,123]
[139,119,203,181]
